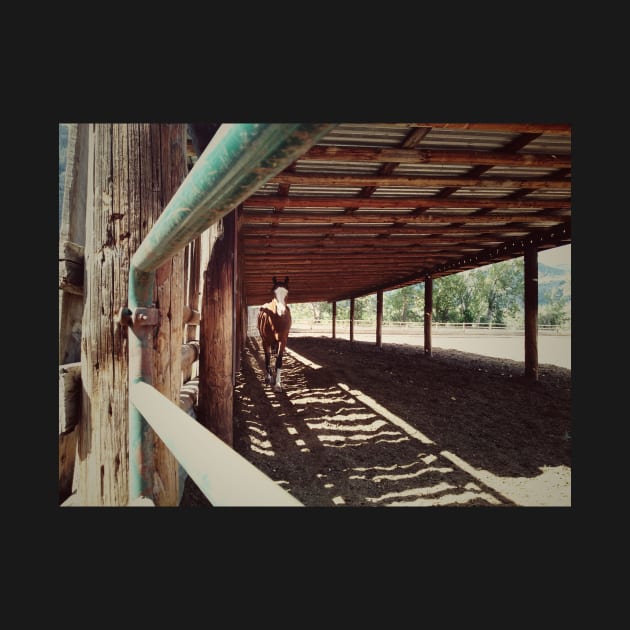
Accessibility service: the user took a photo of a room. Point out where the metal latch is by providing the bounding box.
[116,307,160,330]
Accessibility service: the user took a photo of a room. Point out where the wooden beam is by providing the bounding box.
[242,211,569,224]
[242,235,522,248]
[409,123,571,135]
[269,172,571,190]
[242,224,537,236]
[370,123,571,135]
[301,146,571,168]
[326,224,570,302]
[244,196,569,210]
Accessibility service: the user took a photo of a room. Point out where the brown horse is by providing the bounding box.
[257,276,292,392]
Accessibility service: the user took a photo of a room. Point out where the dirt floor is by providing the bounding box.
[180,334,571,508]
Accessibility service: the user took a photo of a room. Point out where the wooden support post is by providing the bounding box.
[332,302,336,339]
[75,124,186,506]
[376,289,383,348]
[59,362,81,503]
[58,123,88,505]
[59,241,85,295]
[182,305,201,326]
[185,236,201,343]
[424,275,433,357]
[59,123,88,365]
[349,298,355,342]
[59,363,82,435]
[181,342,200,379]
[232,206,239,386]
[524,243,539,380]
[198,211,235,446]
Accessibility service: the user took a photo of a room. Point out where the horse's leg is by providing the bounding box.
[273,339,286,392]
[263,342,274,384]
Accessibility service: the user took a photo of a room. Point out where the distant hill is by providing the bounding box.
[538,262,571,306]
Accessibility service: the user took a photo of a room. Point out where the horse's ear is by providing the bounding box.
[272,276,277,286]
[284,276,289,286]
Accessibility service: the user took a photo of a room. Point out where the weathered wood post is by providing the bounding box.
[524,243,539,380]
[58,123,88,504]
[376,289,383,348]
[349,298,355,342]
[198,211,235,446]
[74,124,186,506]
[424,275,433,357]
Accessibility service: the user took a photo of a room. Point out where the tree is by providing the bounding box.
[386,284,424,322]
[539,285,570,327]
[475,258,524,324]
[433,274,466,322]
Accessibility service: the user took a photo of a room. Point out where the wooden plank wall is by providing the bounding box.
[58,123,88,504]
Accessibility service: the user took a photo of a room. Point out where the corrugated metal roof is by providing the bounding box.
[239,123,571,305]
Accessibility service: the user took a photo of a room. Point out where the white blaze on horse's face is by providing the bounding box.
[274,286,288,316]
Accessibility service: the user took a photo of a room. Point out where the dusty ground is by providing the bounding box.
[180,335,571,508]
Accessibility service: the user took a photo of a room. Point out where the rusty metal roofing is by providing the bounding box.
[235,123,571,305]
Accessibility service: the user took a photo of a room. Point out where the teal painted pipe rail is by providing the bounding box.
[128,123,336,503]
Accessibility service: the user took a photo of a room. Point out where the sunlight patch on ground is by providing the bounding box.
[318,430,404,443]
[332,496,346,505]
[387,490,501,507]
[287,349,322,370]
[348,454,430,473]
[246,422,275,456]
[249,443,275,456]
[306,411,378,423]
[349,465,454,483]
[337,382,434,445]
[366,482,456,503]
[365,482,501,506]
[323,436,410,448]
[289,395,354,405]
[306,418,386,432]
[440,450,571,507]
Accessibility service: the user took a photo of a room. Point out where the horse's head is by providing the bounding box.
[272,276,289,315]
[272,276,289,291]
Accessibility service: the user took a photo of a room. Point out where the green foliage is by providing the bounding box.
[289,255,570,328]
[471,259,524,324]
[386,284,424,322]
[538,284,571,327]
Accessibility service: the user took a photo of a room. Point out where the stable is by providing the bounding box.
[58,123,571,507]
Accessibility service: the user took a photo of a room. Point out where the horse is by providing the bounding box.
[257,276,292,392]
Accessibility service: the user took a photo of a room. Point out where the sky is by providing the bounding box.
[538,244,571,269]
